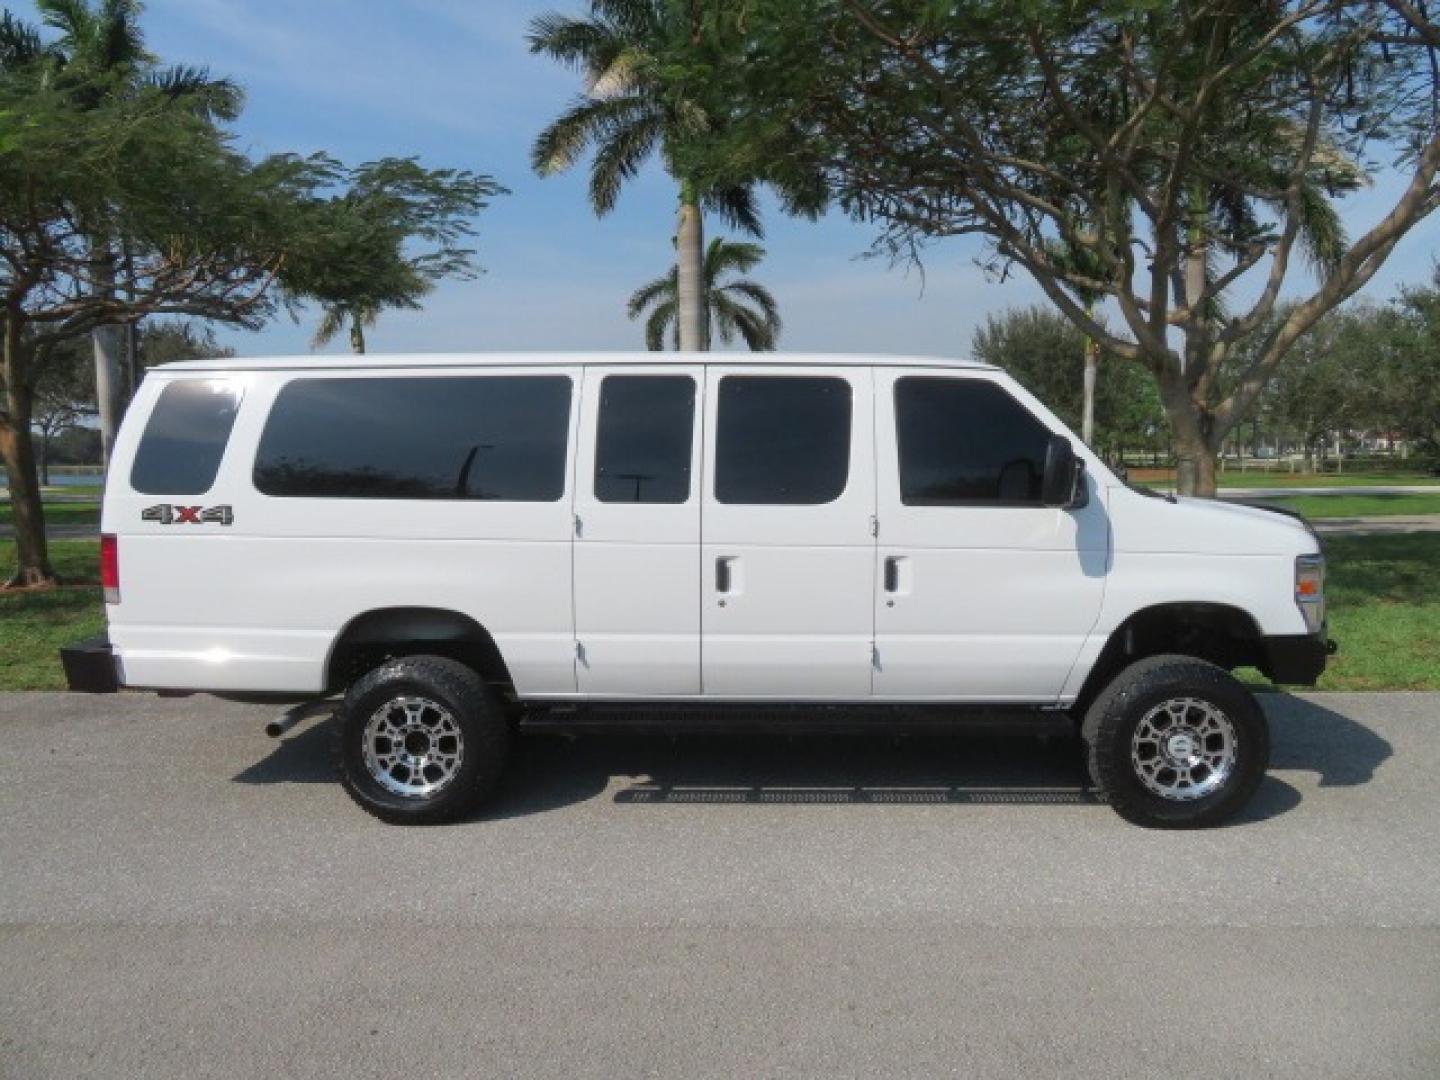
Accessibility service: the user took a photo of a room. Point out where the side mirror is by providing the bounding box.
[1042,434,1088,509]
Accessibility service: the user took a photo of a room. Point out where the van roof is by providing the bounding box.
[153,352,998,373]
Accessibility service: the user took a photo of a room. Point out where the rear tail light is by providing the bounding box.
[1295,554,1324,633]
[100,533,120,605]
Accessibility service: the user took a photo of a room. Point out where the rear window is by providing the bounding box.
[130,379,242,495]
[253,375,572,501]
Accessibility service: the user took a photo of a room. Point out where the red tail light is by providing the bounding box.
[100,533,120,605]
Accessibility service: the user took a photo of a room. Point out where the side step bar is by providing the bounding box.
[520,703,1075,737]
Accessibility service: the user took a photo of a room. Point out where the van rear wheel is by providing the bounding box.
[1082,655,1268,829]
[337,655,508,825]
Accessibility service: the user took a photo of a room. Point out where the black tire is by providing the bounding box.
[1082,655,1268,829]
[336,655,508,825]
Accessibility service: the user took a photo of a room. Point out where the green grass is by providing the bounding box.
[0,540,104,692]
[41,484,102,497]
[1215,471,1437,489]
[0,501,99,527]
[1257,493,1440,519]
[1314,534,1440,690]
[1,535,1437,692]
[1130,468,1438,489]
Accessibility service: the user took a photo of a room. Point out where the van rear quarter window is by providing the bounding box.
[253,376,572,500]
[130,379,242,495]
[895,377,1050,505]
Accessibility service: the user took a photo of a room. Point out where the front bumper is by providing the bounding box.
[1260,631,1337,686]
[59,634,121,693]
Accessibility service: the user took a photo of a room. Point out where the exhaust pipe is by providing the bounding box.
[266,699,336,739]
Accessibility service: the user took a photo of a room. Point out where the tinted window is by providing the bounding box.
[715,376,851,504]
[254,376,571,501]
[595,376,695,504]
[130,379,242,495]
[896,377,1051,505]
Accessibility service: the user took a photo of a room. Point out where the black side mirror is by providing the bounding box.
[1042,434,1087,509]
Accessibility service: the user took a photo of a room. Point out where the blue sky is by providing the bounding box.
[19,0,1440,357]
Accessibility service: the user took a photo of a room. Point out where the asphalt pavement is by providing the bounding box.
[1,691,1437,1078]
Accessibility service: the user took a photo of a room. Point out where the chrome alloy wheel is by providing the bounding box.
[362,695,465,798]
[1129,697,1237,802]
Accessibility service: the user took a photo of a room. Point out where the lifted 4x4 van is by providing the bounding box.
[62,353,1332,828]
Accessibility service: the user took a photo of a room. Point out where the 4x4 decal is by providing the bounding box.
[142,504,234,526]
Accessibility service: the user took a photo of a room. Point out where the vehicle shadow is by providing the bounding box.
[1221,692,1394,825]
[502,729,1103,822]
[1260,692,1393,787]
[232,692,1391,827]
[232,718,1099,819]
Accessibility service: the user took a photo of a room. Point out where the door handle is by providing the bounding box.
[884,556,900,593]
[716,556,734,594]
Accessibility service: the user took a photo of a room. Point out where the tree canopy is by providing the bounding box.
[280,158,506,353]
[668,0,1440,493]
[0,54,336,581]
[972,306,1162,457]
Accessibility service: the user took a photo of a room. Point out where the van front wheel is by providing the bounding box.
[1082,655,1268,829]
[337,655,508,825]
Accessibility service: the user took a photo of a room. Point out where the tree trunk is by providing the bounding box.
[349,314,366,355]
[1081,335,1099,445]
[90,249,123,474]
[1159,368,1219,498]
[1172,437,1218,497]
[1162,187,1223,497]
[124,320,140,406]
[1,374,57,588]
[38,429,50,487]
[675,190,706,352]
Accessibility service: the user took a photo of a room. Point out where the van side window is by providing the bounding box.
[895,377,1051,505]
[595,375,695,504]
[253,376,572,501]
[130,379,242,495]
[715,376,851,505]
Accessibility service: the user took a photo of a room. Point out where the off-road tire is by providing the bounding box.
[1082,654,1268,829]
[337,655,508,825]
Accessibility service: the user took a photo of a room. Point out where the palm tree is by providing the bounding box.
[628,239,781,351]
[312,302,385,356]
[529,1,762,352]
[31,0,242,467]
[37,0,241,115]
[310,289,428,356]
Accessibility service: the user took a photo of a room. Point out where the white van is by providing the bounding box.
[62,354,1331,828]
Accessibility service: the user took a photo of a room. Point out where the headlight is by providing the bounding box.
[1295,554,1325,633]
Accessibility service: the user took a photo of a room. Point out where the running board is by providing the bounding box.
[520,704,1075,737]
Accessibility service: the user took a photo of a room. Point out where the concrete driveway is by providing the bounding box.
[1,691,1437,1078]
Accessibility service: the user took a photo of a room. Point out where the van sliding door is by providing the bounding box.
[699,366,876,698]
